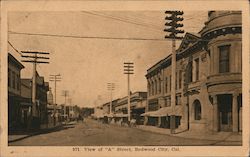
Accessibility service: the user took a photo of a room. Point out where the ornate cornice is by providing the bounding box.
[202,26,241,41]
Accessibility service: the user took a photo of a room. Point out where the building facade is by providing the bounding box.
[47,87,54,105]
[144,11,242,132]
[20,79,32,129]
[8,53,25,131]
[115,91,147,124]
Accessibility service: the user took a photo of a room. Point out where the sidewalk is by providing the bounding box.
[136,125,242,142]
[8,124,64,143]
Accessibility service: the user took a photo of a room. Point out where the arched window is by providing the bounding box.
[194,100,201,120]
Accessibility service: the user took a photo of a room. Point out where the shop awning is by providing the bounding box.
[141,105,183,117]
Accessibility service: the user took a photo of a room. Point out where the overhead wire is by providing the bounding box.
[8,12,210,42]
[8,31,169,41]
[81,11,163,33]
[92,11,163,30]
[8,41,22,55]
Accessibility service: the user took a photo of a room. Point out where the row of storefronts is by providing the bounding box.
[8,53,83,132]
[93,91,147,125]
[8,53,50,132]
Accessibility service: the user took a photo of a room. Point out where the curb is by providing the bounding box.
[135,126,242,143]
[8,125,63,143]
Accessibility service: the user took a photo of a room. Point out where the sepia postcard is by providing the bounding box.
[0,0,249,157]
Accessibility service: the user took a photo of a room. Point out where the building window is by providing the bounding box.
[194,100,201,120]
[158,78,161,94]
[165,77,168,93]
[8,68,11,87]
[176,95,181,105]
[187,60,193,83]
[151,81,155,95]
[175,72,177,90]
[179,70,182,89]
[12,71,16,89]
[165,97,171,107]
[148,102,158,111]
[195,58,199,81]
[237,94,242,108]
[168,97,171,107]
[169,75,171,92]
[155,79,158,95]
[219,45,230,73]
[148,82,151,96]
[149,83,152,96]
[16,74,20,91]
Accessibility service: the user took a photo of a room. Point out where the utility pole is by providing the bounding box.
[164,11,184,134]
[49,74,61,126]
[21,51,49,129]
[124,62,134,123]
[62,90,69,122]
[49,74,61,105]
[107,83,115,115]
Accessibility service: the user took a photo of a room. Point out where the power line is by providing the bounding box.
[9,30,237,43]
[81,11,163,33]
[8,31,168,41]
[91,11,163,30]
[8,41,22,55]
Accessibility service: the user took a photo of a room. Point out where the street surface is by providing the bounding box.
[9,119,241,146]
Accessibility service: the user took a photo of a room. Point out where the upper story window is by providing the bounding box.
[219,45,230,73]
[195,58,199,81]
[152,81,154,95]
[165,97,171,107]
[169,75,172,92]
[175,72,177,90]
[179,70,182,89]
[16,74,20,91]
[158,78,161,94]
[188,61,193,83]
[148,102,158,111]
[176,95,181,105]
[8,68,11,87]
[165,77,168,93]
[12,71,16,89]
[155,79,158,95]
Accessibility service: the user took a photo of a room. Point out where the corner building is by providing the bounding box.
[144,11,242,132]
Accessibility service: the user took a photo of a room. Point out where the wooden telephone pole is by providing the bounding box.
[49,74,61,126]
[107,83,115,115]
[164,11,184,134]
[21,51,49,129]
[124,62,134,123]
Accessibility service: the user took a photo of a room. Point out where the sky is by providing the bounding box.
[8,11,208,107]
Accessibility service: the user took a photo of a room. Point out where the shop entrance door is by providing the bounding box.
[218,94,232,132]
